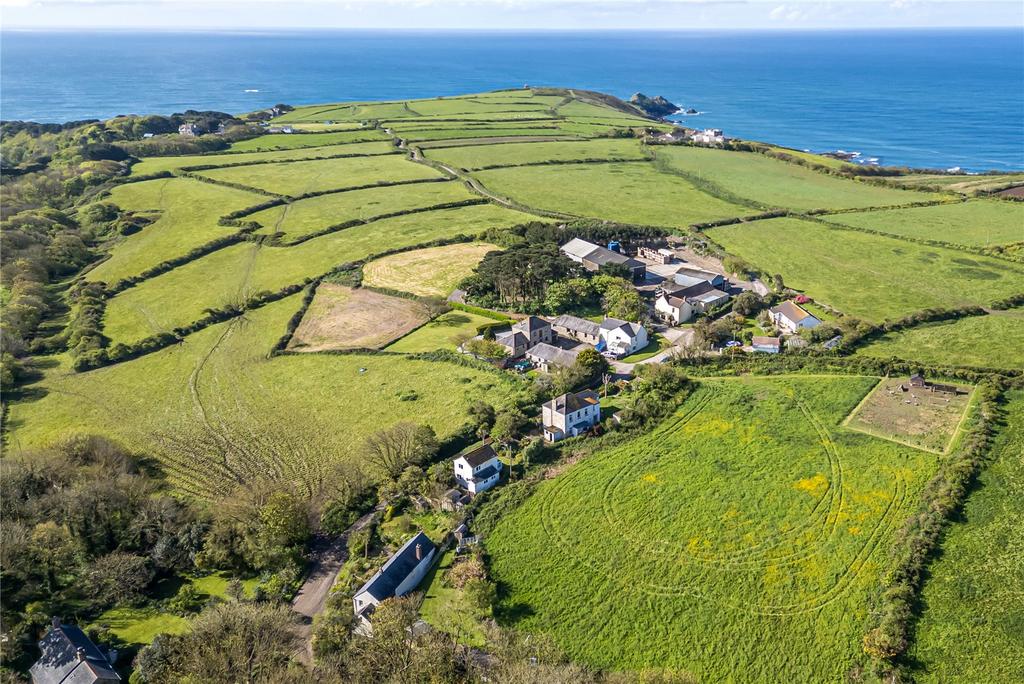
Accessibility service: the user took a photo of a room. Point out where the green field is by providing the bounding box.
[361,242,499,298]
[486,376,935,680]
[883,173,1024,194]
[86,177,263,284]
[247,180,476,241]
[195,154,443,196]
[229,129,388,151]
[655,146,939,211]
[908,390,1024,683]
[385,311,496,353]
[128,141,397,176]
[857,310,1024,369]
[707,217,1024,320]
[101,204,533,344]
[401,127,575,142]
[825,199,1024,247]
[424,139,647,170]
[7,297,521,498]
[473,162,753,226]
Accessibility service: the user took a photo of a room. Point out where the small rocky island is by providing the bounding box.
[630,92,680,118]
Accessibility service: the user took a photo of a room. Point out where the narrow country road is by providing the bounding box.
[291,508,379,664]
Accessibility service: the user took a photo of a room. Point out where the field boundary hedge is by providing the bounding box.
[650,149,767,211]
[175,148,400,173]
[459,157,649,172]
[269,280,321,354]
[180,171,285,198]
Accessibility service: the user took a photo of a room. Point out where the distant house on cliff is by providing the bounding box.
[178,123,199,137]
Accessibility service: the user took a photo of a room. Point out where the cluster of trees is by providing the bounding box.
[461,241,579,309]
[544,273,644,320]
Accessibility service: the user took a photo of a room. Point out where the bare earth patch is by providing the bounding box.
[843,377,974,453]
[288,284,430,351]
[362,242,499,298]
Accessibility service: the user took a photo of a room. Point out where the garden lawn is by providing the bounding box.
[85,177,264,285]
[655,146,938,211]
[101,204,532,345]
[362,242,500,298]
[194,155,442,196]
[707,217,1024,321]
[486,375,935,681]
[130,141,396,176]
[857,310,1024,370]
[7,296,524,498]
[419,549,488,647]
[424,139,647,170]
[385,311,497,353]
[92,606,190,646]
[619,334,670,363]
[825,199,1024,248]
[229,129,388,151]
[908,390,1024,683]
[473,162,754,227]
[248,180,475,241]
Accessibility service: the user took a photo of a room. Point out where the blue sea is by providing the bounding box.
[2,29,1022,171]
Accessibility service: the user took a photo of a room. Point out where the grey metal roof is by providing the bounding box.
[560,238,601,261]
[355,531,436,602]
[30,623,120,684]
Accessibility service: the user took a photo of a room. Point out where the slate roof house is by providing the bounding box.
[496,316,553,358]
[559,238,646,281]
[526,342,580,372]
[352,532,437,633]
[661,279,730,313]
[542,390,602,442]
[551,314,601,345]
[599,318,648,357]
[30,618,120,684]
[770,301,821,334]
[494,330,530,359]
[655,293,693,324]
[453,442,502,494]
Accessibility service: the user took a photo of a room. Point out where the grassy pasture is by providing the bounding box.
[908,390,1024,683]
[288,284,430,351]
[486,375,935,681]
[7,296,521,498]
[387,120,562,132]
[247,181,475,241]
[407,99,555,117]
[655,146,939,211]
[553,99,650,124]
[399,127,574,142]
[286,122,368,132]
[844,377,974,453]
[385,310,495,353]
[760,144,861,171]
[273,101,416,123]
[416,135,576,150]
[362,242,498,297]
[473,162,753,227]
[884,173,1024,194]
[194,154,443,196]
[229,129,388,151]
[857,310,1024,369]
[101,204,533,344]
[707,217,1024,321]
[424,139,647,170]
[85,177,263,284]
[825,199,1024,248]
[128,141,396,176]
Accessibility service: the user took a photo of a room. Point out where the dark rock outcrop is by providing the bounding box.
[629,93,680,118]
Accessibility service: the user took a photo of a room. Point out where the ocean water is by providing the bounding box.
[2,29,1022,171]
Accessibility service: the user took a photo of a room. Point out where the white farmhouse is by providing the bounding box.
[542,390,601,442]
[770,301,821,334]
[599,318,648,357]
[352,531,436,634]
[453,442,502,494]
[655,293,693,324]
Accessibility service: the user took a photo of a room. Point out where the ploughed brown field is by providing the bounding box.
[288,284,430,351]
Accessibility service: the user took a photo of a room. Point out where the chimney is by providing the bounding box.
[77,647,87,663]
[415,543,422,561]
[51,616,61,629]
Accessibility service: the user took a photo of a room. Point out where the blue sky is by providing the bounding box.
[1,0,1021,30]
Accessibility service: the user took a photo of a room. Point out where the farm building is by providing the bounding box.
[542,390,602,442]
[551,314,601,345]
[526,343,581,372]
[655,293,693,324]
[751,336,782,353]
[511,316,553,347]
[637,246,675,264]
[30,617,120,684]
[453,442,503,495]
[494,330,530,358]
[599,318,648,357]
[673,267,726,289]
[440,488,471,511]
[559,238,646,281]
[770,301,821,334]
[352,532,436,634]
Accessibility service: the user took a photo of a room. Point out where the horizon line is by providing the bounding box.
[4,25,1023,32]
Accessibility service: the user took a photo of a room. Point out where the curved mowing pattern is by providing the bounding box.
[486,376,934,681]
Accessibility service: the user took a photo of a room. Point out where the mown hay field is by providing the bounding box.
[7,296,522,499]
[856,310,1024,369]
[908,390,1024,683]
[248,180,476,241]
[707,217,1024,321]
[883,172,1024,194]
[423,139,647,170]
[229,129,389,151]
[654,146,940,211]
[288,284,431,352]
[85,177,264,284]
[362,242,499,298]
[101,204,533,345]
[385,310,498,353]
[473,162,754,226]
[825,199,1024,247]
[194,154,443,196]
[486,376,936,681]
[129,141,396,176]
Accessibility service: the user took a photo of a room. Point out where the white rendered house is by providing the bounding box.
[453,443,502,494]
[542,390,601,442]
